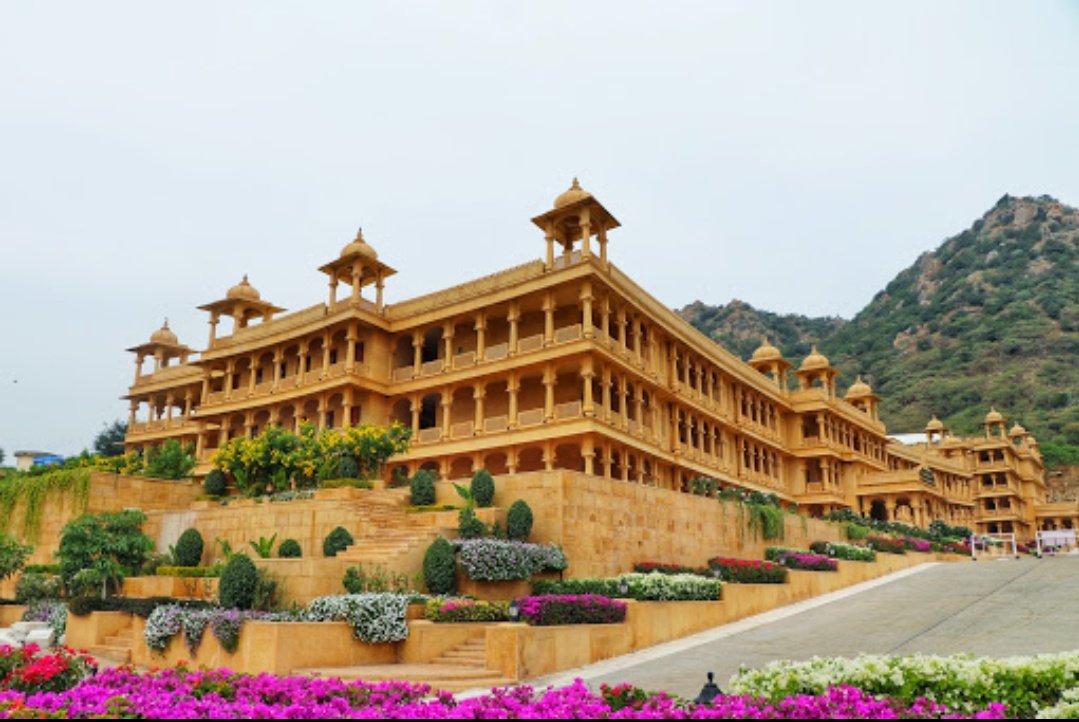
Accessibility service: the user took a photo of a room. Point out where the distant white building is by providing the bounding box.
[13,451,62,472]
[888,433,928,446]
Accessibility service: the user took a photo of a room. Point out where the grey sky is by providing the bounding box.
[2,1,1078,456]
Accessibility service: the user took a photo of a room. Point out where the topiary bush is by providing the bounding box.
[278,539,301,558]
[410,469,437,506]
[470,469,495,508]
[203,469,228,497]
[218,554,259,610]
[173,528,204,567]
[336,456,360,479]
[323,527,354,557]
[457,507,487,539]
[422,537,457,595]
[506,500,533,541]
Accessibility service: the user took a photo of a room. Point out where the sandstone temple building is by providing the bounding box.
[123,180,1055,538]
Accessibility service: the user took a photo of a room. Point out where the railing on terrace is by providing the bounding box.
[484,415,509,433]
[485,342,509,361]
[393,366,415,382]
[517,408,544,427]
[517,333,543,354]
[451,421,474,439]
[421,359,444,376]
[553,324,582,344]
[418,428,442,444]
[555,401,581,420]
[453,351,476,368]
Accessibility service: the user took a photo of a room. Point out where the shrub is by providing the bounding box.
[514,594,626,626]
[708,557,789,584]
[323,527,354,557]
[14,573,63,604]
[143,439,196,480]
[410,469,437,506]
[343,564,414,594]
[278,539,301,558]
[320,478,374,490]
[844,523,871,541]
[809,541,876,562]
[249,534,277,559]
[0,644,95,694]
[67,595,213,619]
[22,564,60,575]
[218,554,259,610]
[506,500,533,541]
[457,507,487,539]
[155,565,223,578]
[336,456,360,479]
[0,533,32,583]
[57,510,154,597]
[765,547,838,571]
[901,537,932,553]
[203,469,228,497]
[423,537,457,595]
[174,528,205,567]
[867,536,907,555]
[533,572,721,601]
[470,470,495,508]
[305,593,411,643]
[455,539,567,581]
[425,598,508,623]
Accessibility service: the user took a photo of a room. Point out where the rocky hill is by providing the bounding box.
[679,194,1079,468]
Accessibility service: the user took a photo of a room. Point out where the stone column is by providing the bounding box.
[618,308,628,353]
[200,371,211,403]
[508,373,519,428]
[412,330,423,375]
[600,297,611,344]
[580,206,592,258]
[474,312,486,362]
[297,344,308,386]
[443,323,454,370]
[272,348,283,389]
[543,293,555,346]
[473,384,485,433]
[208,313,219,345]
[599,223,608,266]
[350,262,362,304]
[580,281,593,338]
[543,365,556,422]
[619,376,629,430]
[317,399,327,431]
[410,396,420,437]
[582,437,596,476]
[545,226,555,270]
[633,318,643,365]
[128,401,137,430]
[376,273,385,312]
[183,391,193,419]
[345,324,358,373]
[328,279,338,308]
[321,332,331,376]
[508,303,520,355]
[218,426,228,448]
[634,387,644,435]
[441,389,452,438]
[247,357,257,395]
[342,388,354,428]
[581,359,595,417]
[601,367,612,422]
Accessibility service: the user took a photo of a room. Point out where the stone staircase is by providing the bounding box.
[89,626,134,664]
[333,489,442,570]
[296,639,515,693]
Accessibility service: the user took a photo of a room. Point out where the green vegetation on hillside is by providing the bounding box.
[680,194,1079,468]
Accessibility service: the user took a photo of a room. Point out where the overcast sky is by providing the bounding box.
[2,1,1078,456]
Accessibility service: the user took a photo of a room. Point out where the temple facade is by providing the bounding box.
[123,180,1059,537]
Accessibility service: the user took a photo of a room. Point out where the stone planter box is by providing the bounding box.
[0,605,27,627]
[131,616,398,674]
[454,569,562,601]
[122,575,219,600]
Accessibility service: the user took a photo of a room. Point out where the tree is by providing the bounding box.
[0,534,31,582]
[57,510,154,598]
[93,420,128,458]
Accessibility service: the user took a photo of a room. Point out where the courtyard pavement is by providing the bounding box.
[533,557,1079,699]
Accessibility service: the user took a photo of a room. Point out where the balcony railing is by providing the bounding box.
[517,408,544,427]
[451,421,474,439]
[517,334,543,354]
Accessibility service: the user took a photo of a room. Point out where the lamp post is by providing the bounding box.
[694,671,722,705]
[508,600,520,622]
[618,579,629,597]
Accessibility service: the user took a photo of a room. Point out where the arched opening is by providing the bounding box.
[484,452,509,476]
[554,442,583,472]
[517,446,544,473]
[419,394,440,430]
[393,336,413,370]
[869,499,887,522]
[421,328,443,363]
[449,457,473,480]
[390,398,411,426]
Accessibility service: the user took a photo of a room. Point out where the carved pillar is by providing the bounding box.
[441,388,452,438]
[345,324,358,372]
[224,359,235,401]
[601,367,612,422]
[247,357,257,395]
[443,323,454,370]
[543,365,556,422]
[508,303,520,355]
[580,281,593,338]
[272,348,283,389]
[582,437,596,476]
[473,384,485,433]
[581,358,595,416]
[412,330,423,375]
[543,292,555,346]
[508,372,519,428]
[474,312,486,362]
[328,279,338,308]
[410,395,420,438]
[321,332,331,376]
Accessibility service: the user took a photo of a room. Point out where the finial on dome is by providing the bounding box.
[554,177,592,209]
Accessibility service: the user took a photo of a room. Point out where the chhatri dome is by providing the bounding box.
[751,337,783,362]
[553,177,592,209]
[1009,423,1028,437]
[925,415,945,433]
[150,320,178,346]
[845,376,873,398]
[985,407,1005,424]
[340,227,378,260]
[800,345,830,371]
[226,274,261,302]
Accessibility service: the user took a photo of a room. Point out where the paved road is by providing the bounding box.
[578,558,1079,698]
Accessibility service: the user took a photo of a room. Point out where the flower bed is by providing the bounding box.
[0,644,96,695]
[22,601,67,645]
[707,557,789,584]
[425,598,508,623]
[729,650,1079,718]
[764,548,838,571]
[0,670,1006,718]
[154,565,223,578]
[515,595,626,626]
[532,572,721,601]
[867,536,907,554]
[144,593,414,653]
[455,539,568,581]
[901,537,933,553]
[808,541,877,562]
[632,561,707,576]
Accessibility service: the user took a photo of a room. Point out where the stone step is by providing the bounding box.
[295,664,510,684]
[104,634,134,648]
[88,644,131,664]
[433,649,487,661]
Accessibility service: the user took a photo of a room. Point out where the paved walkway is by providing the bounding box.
[533,557,1079,699]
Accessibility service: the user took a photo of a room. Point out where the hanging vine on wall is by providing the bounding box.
[0,469,92,542]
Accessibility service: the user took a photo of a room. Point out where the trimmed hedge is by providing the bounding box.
[323,527,354,557]
[470,470,495,508]
[174,528,204,567]
[423,537,457,595]
[155,565,223,578]
[410,470,437,506]
[219,555,259,610]
[278,539,302,558]
[203,469,228,497]
[506,500,533,541]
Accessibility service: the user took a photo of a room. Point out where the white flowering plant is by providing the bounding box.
[455,539,568,581]
[305,593,411,644]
